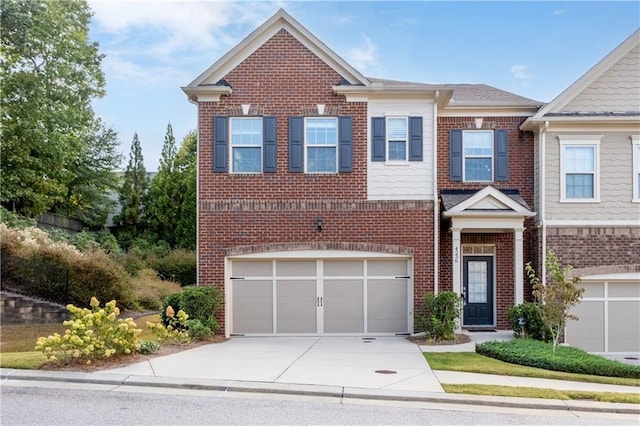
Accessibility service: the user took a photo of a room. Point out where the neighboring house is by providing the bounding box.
[182,9,543,337]
[521,29,640,356]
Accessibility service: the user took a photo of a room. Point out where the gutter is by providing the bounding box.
[433,90,439,295]
[540,121,548,286]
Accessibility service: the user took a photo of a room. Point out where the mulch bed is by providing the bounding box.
[407,333,471,346]
[39,335,227,372]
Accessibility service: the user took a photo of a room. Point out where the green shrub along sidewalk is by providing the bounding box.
[476,339,640,379]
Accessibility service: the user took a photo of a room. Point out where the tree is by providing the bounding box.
[525,251,585,353]
[113,133,148,244]
[173,131,197,250]
[146,123,179,246]
[0,0,120,223]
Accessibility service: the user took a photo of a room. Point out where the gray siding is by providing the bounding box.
[546,132,639,221]
[563,45,640,113]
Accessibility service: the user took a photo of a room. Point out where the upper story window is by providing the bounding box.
[213,115,277,173]
[559,135,601,202]
[371,116,423,163]
[632,135,640,202]
[289,116,352,174]
[230,117,262,173]
[305,117,337,173]
[386,117,408,161]
[449,129,508,182]
[463,130,493,182]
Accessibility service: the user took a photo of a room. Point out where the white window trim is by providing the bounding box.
[463,130,494,183]
[229,117,263,174]
[304,116,338,174]
[385,116,408,164]
[559,135,602,203]
[632,135,640,203]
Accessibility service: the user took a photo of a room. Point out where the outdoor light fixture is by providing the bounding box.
[315,216,324,232]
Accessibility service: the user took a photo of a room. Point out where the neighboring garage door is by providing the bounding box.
[230,257,411,335]
[565,276,640,354]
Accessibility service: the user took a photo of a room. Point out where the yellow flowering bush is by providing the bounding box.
[146,306,191,345]
[35,297,142,364]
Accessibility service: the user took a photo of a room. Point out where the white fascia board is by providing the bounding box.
[181,86,233,103]
[439,106,540,117]
[580,272,640,281]
[228,250,409,259]
[450,216,525,231]
[446,186,532,214]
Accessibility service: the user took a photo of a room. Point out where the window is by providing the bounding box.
[305,117,337,173]
[559,136,601,202]
[371,116,423,162]
[463,130,493,182]
[386,117,408,161]
[449,129,508,182]
[230,118,262,173]
[633,135,640,202]
[213,115,276,173]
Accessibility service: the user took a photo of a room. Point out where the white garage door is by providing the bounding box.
[565,275,640,354]
[230,257,411,336]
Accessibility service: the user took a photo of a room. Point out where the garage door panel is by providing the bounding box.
[580,282,603,298]
[609,282,640,298]
[324,279,363,333]
[608,301,640,352]
[276,260,315,277]
[367,260,407,276]
[276,280,316,333]
[567,301,604,352]
[233,280,272,334]
[232,261,272,277]
[324,260,363,276]
[368,279,408,333]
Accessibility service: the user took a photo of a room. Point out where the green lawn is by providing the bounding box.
[425,352,640,387]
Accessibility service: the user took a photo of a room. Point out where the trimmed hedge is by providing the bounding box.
[506,302,552,342]
[476,338,640,379]
[161,286,222,338]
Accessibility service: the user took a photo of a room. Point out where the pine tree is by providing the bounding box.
[146,123,179,246]
[113,133,148,243]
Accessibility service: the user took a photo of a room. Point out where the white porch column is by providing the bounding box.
[514,227,525,304]
[452,227,462,331]
[452,227,462,296]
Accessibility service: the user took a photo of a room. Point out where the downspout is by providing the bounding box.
[540,121,549,286]
[433,90,439,295]
[188,96,200,287]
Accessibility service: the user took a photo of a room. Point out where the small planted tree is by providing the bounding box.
[525,251,584,353]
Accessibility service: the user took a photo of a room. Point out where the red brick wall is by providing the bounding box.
[546,226,640,270]
[436,116,536,329]
[197,29,435,334]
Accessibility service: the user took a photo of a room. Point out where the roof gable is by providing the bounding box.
[526,29,640,122]
[185,9,370,91]
[442,186,534,218]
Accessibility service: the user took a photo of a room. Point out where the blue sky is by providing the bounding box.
[87,1,640,171]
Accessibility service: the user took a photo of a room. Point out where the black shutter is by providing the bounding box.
[494,130,508,181]
[289,116,303,172]
[338,116,353,172]
[213,116,228,172]
[408,116,423,161]
[263,116,277,173]
[450,130,463,181]
[371,117,385,161]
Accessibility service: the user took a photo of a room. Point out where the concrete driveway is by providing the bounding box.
[103,336,443,392]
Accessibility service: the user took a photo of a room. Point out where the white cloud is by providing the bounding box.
[510,64,532,81]
[552,9,568,16]
[344,34,378,74]
[89,0,283,60]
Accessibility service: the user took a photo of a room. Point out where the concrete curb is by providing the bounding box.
[2,369,638,415]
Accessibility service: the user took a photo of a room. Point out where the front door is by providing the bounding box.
[463,256,493,326]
